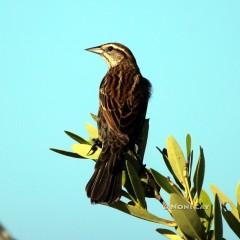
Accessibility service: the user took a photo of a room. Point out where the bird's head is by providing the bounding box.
[85,43,137,68]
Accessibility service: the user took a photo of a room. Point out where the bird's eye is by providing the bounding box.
[107,46,113,52]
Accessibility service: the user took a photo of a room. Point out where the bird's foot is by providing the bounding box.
[87,138,102,156]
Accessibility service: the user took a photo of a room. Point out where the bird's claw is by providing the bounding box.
[87,138,102,156]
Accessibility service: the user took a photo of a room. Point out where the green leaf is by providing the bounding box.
[237,183,240,203]
[166,136,187,186]
[136,119,149,162]
[156,147,184,190]
[122,170,127,186]
[122,167,142,203]
[236,183,240,216]
[85,123,98,140]
[213,194,223,240]
[189,150,193,178]
[156,228,184,240]
[150,168,182,195]
[50,148,86,159]
[199,190,213,218]
[186,134,191,162]
[238,204,240,219]
[108,201,176,227]
[64,130,89,144]
[198,190,213,232]
[156,147,172,172]
[126,160,147,209]
[210,185,240,221]
[186,134,193,183]
[72,144,100,160]
[222,206,240,238]
[170,193,205,240]
[175,227,187,239]
[193,147,205,198]
[90,113,98,122]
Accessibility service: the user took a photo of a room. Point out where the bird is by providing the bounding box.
[85,43,151,203]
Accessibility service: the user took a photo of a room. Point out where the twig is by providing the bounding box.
[155,193,172,215]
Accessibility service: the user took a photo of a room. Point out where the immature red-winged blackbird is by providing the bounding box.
[85,43,151,203]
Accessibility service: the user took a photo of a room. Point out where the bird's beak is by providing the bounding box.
[85,45,103,55]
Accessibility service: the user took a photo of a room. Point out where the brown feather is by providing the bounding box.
[86,43,151,203]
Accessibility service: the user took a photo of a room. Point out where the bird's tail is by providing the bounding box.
[86,146,124,203]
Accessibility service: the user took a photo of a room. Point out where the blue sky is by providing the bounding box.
[0,0,239,239]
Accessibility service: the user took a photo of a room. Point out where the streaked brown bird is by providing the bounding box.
[85,43,151,203]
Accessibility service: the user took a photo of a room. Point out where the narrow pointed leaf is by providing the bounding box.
[156,147,184,190]
[136,119,149,162]
[85,123,98,139]
[156,228,184,240]
[211,185,239,221]
[237,183,240,203]
[222,206,240,238]
[189,150,193,180]
[50,148,86,159]
[150,168,182,195]
[64,131,89,144]
[122,168,138,203]
[72,143,100,160]
[126,160,147,209]
[198,190,213,232]
[167,136,187,186]
[122,170,127,186]
[108,201,176,226]
[236,183,240,215]
[186,134,191,162]
[156,147,172,173]
[193,147,205,198]
[186,134,193,183]
[170,193,205,240]
[199,189,213,218]
[213,194,223,240]
[90,113,98,122]
[175,227,187,239]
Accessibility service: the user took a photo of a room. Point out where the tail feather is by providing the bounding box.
[86,149,122,203]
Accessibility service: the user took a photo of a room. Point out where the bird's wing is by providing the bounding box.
[99,74,145,138]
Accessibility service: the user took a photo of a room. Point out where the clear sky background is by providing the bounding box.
[1,0,240,239]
